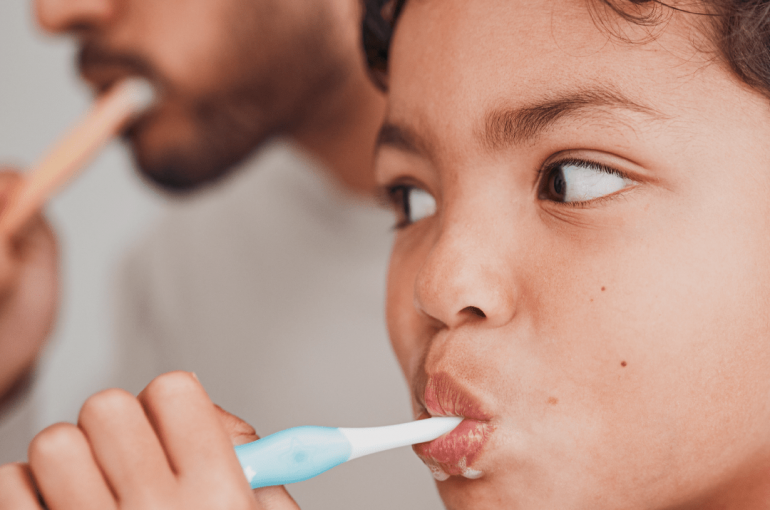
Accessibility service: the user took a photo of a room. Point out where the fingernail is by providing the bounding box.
[190,372,199,381]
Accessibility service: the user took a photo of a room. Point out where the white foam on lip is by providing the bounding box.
[428,464,450,481]
[457,457,484,479]
[421,455,484,481]
[462,467,483,479]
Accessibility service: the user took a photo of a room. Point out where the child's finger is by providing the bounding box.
[137,372,250,492]
[0,463,45,510]
[77,388,176,504]
[212,405,301,510]
[213,404,260,446]
[27,423,118,510]
[251,485,302,510]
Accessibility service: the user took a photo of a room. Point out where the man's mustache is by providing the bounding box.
[77,42,159,88]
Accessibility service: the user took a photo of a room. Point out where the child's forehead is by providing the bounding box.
[388,0,724,142]
[395,0,710,57]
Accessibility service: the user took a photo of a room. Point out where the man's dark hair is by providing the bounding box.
[362,0,407,91]
[362,0,770,99]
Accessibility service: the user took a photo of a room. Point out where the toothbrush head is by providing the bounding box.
[118,77,158,115]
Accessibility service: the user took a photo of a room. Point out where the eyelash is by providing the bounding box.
[378,183,415,230]
[380,157,630,229]
[536,157,629,208]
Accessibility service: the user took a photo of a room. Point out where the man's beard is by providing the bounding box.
[123,86,289,193]
[78,6,349,194]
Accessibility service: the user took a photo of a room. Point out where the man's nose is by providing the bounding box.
[36,0,115,33]
[413,220,518,331]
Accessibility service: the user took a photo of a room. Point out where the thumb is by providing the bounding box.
[214,404,259,446]
[213,405,302,510]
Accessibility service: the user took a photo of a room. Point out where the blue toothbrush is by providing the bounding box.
[234,417,462,489]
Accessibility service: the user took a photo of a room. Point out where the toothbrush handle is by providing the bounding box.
[234,426,352,489]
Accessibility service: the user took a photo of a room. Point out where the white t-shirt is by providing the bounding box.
[112,139,444,510]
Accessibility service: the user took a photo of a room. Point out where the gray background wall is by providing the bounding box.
[0,0,164,427]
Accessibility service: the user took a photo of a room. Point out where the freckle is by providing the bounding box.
[621,361,627,367]
[547,397,558,405]
[601,286,606,291]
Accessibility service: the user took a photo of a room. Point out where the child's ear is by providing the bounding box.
[212,404,259,446]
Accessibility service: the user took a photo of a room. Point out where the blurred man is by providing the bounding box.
[36,0,381,194]
[0,0,442,508]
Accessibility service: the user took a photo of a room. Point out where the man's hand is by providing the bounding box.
[0,372,301,510]
[0,169,58,410]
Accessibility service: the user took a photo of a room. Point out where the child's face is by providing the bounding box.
[376,0,770,508]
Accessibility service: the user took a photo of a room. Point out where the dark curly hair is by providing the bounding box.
[362,0,770,99]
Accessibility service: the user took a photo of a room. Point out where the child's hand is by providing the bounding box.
[0,372,301,510]
[0,169,58,411]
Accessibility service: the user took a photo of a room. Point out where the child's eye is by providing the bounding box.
[388,185,437,228]
[539,159,635,204]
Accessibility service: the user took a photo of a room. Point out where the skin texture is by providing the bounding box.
[0,372,300,510]
[34,0,384,194]
[375,0,770,508]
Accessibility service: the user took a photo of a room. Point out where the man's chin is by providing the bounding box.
[123,129,240,194]
[121,96,273,194]
[130,150,234,194]
[136,165,208,194]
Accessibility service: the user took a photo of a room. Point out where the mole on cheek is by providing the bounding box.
[547,397,558,405]
[601,286,606,292]
[621,361,627,367]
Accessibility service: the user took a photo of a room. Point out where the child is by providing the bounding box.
[368,0,770,507]
[4,0,770,508]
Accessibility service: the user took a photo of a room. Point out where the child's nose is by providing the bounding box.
[36,0,116,34]
[414,226,517,330]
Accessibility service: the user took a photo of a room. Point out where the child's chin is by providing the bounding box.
[435,475,504,510]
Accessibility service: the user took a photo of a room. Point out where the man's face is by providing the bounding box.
[377,0,770,508]
[36,0,354,191]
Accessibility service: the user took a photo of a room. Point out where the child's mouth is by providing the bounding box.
[413,373,493,480]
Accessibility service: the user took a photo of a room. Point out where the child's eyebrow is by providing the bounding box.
[484,85,667,149]
[375,121,429,156]
[374,86,666,159]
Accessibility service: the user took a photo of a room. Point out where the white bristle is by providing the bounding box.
[118,77,157,113]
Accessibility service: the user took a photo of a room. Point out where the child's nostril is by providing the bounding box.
[462,306,486,318]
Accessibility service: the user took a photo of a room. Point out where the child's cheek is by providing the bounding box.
[386,226,436,380]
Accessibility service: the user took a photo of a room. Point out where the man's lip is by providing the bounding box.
[412,373,493,480]
[77,43,161,96]
[80,65,155,96]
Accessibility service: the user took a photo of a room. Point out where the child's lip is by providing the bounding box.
[422,372,493,422]
[412,373,494,480]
